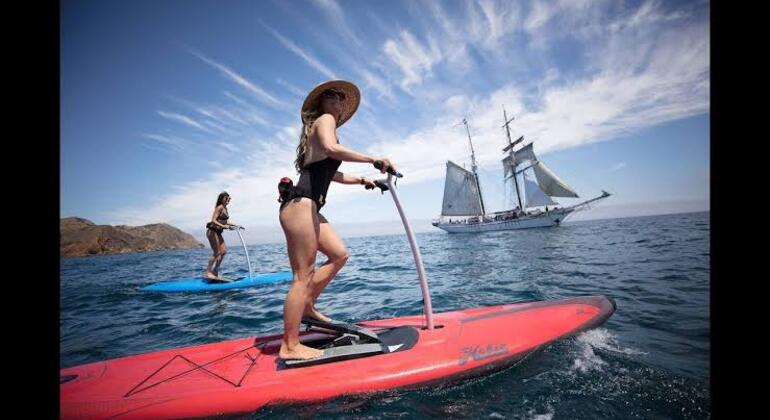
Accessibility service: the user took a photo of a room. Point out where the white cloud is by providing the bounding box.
[222,92,272,128]
[359,70,394,101]
[166,96,259,138]
[200,118,240,137]
[476,0,523,49]
[142,133,191,152]
[190,50,287,108]
[382,30,442,92]
[217,142,240,153]
[157,111,211,133]
[608,162,627,172]
[261,21,338,80]
[276,78,306,97]
[109,123,302,235]
[110,0,708,239]
[362,7,709,183]
[524,0,558,33]
[311,0,362,48]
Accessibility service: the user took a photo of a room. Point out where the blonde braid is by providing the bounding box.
[295,109,321,173]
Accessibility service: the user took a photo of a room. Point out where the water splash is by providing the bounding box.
[572,328,647,373]
[576,328,648,356]
[528,408,555,420]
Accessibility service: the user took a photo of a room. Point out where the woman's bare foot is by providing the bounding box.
[279,342,323,360]
[304,305,333,323]
[204,272,218,280]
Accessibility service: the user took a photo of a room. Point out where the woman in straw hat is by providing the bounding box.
[277,80,396,360]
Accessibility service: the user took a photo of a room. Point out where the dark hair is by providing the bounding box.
[215,192,230,207]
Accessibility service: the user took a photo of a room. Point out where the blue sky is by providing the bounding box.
[61,0,710,244]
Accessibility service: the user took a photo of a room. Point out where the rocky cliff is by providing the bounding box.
[60,217,204,257]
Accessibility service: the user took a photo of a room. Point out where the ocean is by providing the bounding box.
[60,211,710,419]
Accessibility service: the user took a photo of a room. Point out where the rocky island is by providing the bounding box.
[61,217,204,258]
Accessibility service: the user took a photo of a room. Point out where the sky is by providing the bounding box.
[61,0,710,245]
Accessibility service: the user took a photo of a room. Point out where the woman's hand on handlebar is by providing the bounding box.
[362,177,378,190]
[373,157,396,174]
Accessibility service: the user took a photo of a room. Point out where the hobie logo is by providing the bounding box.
[458,343,508,365]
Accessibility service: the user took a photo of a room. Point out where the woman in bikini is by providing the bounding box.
[205,191,240,281]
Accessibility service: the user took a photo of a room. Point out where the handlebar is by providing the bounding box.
[373,160,403,178]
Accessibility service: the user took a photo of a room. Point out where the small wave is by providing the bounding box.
[583,261,617,267]
[659,274,689,281]
[530,411,554,420]
[571,329,647,374]
[360,265,409,272]
[561,271,589,278]
[577,329,648,356]
[572,341,607,373]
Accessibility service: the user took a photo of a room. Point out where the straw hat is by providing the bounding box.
[301,80,360,127]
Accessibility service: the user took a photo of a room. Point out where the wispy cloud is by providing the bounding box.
[142,133,191,152]
[217,142,240,153]
[379,1,525,93]
[200,118,240,137]
[365,2,709,181]
[359,70,394,101]
[382,30,442,92]
[310,0,362,48]
[190,49,287,108]
[524,0,559,33]
[222,92,272,128]
[609,162,627,172]
[276,78,306,97]
[465,0,524,50]
[109,125,301,236]
[166,96,242,135]
[260,21,338,79]
[261,1,397,111]
[156,111,211,133]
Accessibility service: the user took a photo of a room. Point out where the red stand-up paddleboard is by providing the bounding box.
[61,168,616,419]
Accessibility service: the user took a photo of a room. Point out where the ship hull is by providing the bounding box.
[433,208,573,233]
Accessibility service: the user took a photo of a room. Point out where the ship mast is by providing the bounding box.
[502,106,524,211]
[461,118,486,216]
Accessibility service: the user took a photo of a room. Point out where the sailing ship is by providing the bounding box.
[432,108,611,233]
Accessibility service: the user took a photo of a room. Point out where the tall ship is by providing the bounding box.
[432,108,611,233]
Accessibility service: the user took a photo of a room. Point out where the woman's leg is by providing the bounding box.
[304,215,349,322]
[213,234,226,276]
[205,229,221,278]
[279,198,323,360]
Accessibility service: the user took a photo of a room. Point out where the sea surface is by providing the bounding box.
[60,211,710,419]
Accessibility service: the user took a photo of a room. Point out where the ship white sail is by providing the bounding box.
[531,161,579,198]
[523,172,557,207]
[441,160,483,216]
[510,142,579,198]
[502,155,516,179]
[514,143,537,164]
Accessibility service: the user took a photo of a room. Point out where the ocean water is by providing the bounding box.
[60,211,710,419]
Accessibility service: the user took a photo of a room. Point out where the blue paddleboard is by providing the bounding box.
[141,271,293,292]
